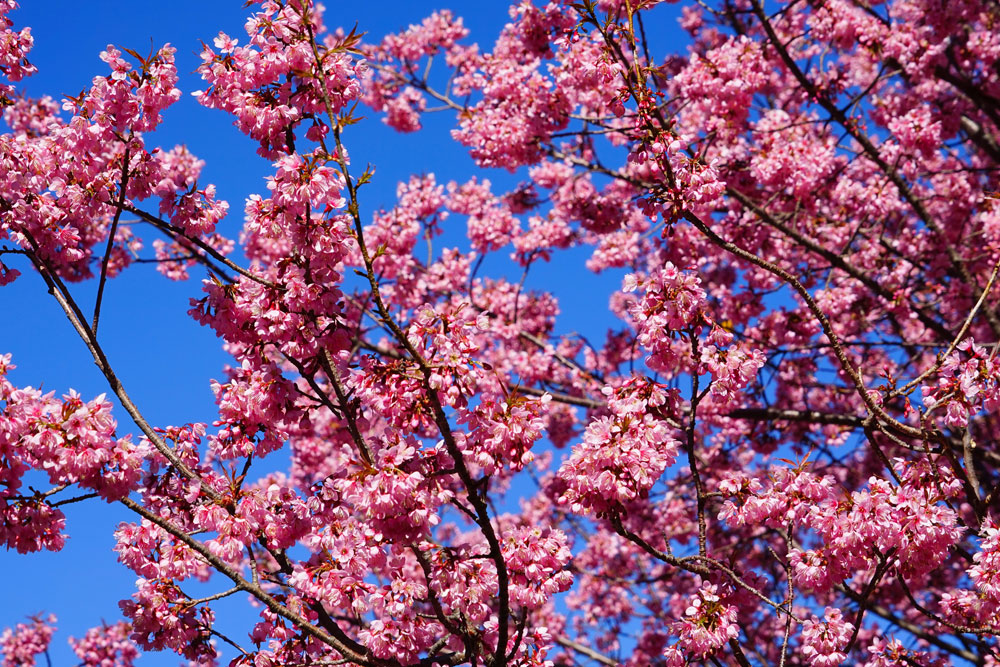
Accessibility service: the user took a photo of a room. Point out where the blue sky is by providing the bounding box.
[0,2,686,665]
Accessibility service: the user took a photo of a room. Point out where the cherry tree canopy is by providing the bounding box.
[2,0,1000,665]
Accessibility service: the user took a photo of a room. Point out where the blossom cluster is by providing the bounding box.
[557,380,679,516]
[0,615,55,667]
[0,355,147,553]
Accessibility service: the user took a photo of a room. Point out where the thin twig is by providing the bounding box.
[93,147,131,336]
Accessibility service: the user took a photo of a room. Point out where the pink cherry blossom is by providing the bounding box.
[0,615,55,667]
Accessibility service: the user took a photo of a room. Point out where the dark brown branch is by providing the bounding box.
[93,146,131,336]
[124,204,278,289]
[21,234,219,501]
[302,9,512,662]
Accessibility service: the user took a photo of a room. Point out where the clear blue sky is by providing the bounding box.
[0,2,684,665]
